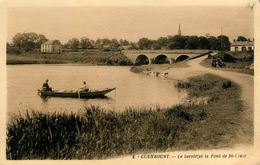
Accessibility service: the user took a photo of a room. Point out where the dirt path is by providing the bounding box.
[167,56,254,144]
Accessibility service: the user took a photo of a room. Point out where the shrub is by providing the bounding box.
[7,46,22,54]
[222,81,232,89]
[221,54,235,62]
[176,81,191,89]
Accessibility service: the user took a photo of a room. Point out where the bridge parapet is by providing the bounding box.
[123,49,211,54]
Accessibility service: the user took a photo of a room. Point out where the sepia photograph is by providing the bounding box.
[0,0,259,164]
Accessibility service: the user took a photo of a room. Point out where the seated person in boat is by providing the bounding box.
[80,81,89,92]
[42,79,52,91]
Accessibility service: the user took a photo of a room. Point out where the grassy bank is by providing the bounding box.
[7,50,133,66]
[7,74,251,159]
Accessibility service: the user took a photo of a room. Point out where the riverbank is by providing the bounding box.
[7,74,250,159]
[130,61,189,75]
[6,50,133,66]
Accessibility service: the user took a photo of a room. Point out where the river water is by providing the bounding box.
[7,65,186,118]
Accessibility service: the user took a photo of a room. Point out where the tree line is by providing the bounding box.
[7,32,252,54]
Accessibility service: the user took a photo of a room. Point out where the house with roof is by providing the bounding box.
[230,41,254,52]
[41,40,62,53]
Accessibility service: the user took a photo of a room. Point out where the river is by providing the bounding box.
[7,65,186,118]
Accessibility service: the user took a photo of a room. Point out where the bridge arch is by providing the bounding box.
[135,54,150,65]
[154,54,170,64]
[176,55,190,62]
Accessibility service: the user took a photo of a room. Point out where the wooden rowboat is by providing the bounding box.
[38,88,116,98]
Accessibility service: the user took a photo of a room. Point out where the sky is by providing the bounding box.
[7,6,254,43]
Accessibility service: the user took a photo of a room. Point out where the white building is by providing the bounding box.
[230,41,254,52]
[41,40,62,53]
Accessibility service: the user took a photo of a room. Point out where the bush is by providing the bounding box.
[7,46,22,54]
[221,54,235,62]
[222,81,232,89]
[176,81,191,89]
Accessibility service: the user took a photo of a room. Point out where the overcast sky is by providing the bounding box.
[7,6,254,43]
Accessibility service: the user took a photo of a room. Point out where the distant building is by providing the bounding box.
[230,41,254,52]
[41,40,62,53]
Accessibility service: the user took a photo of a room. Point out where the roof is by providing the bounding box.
[231,41,254,46]
[42,40,61,45]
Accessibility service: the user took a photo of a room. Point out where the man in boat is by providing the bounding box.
[42,79,52,91]
[80,81,89,92]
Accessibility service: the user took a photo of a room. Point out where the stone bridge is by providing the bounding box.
[122,49,212,65]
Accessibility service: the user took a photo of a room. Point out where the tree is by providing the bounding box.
[138,38,153,50]
[237,36,247,41]
[66,38,80,49]
[95,38,102,49]
[6,41,22,54]
[208,36,219,50]
[129,42,139,50]
[198,36,210,49]
[167,35,187,49]
[156,37,168,48]
[101,38,111,45]
[110,39,120,51]
[6,42,11,48]
[37,34,48,48]
[151,41,161,50]
[12,32,48,51]
[185,36,200,49]
[217,35,231,51]
[94,38,113,49]
[80,37,92,49]
[119,39,130,46]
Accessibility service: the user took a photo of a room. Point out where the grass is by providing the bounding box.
[6,74,252,159]
[6,50,133,66]
[7,106,187,159]
[174,74,252,149]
